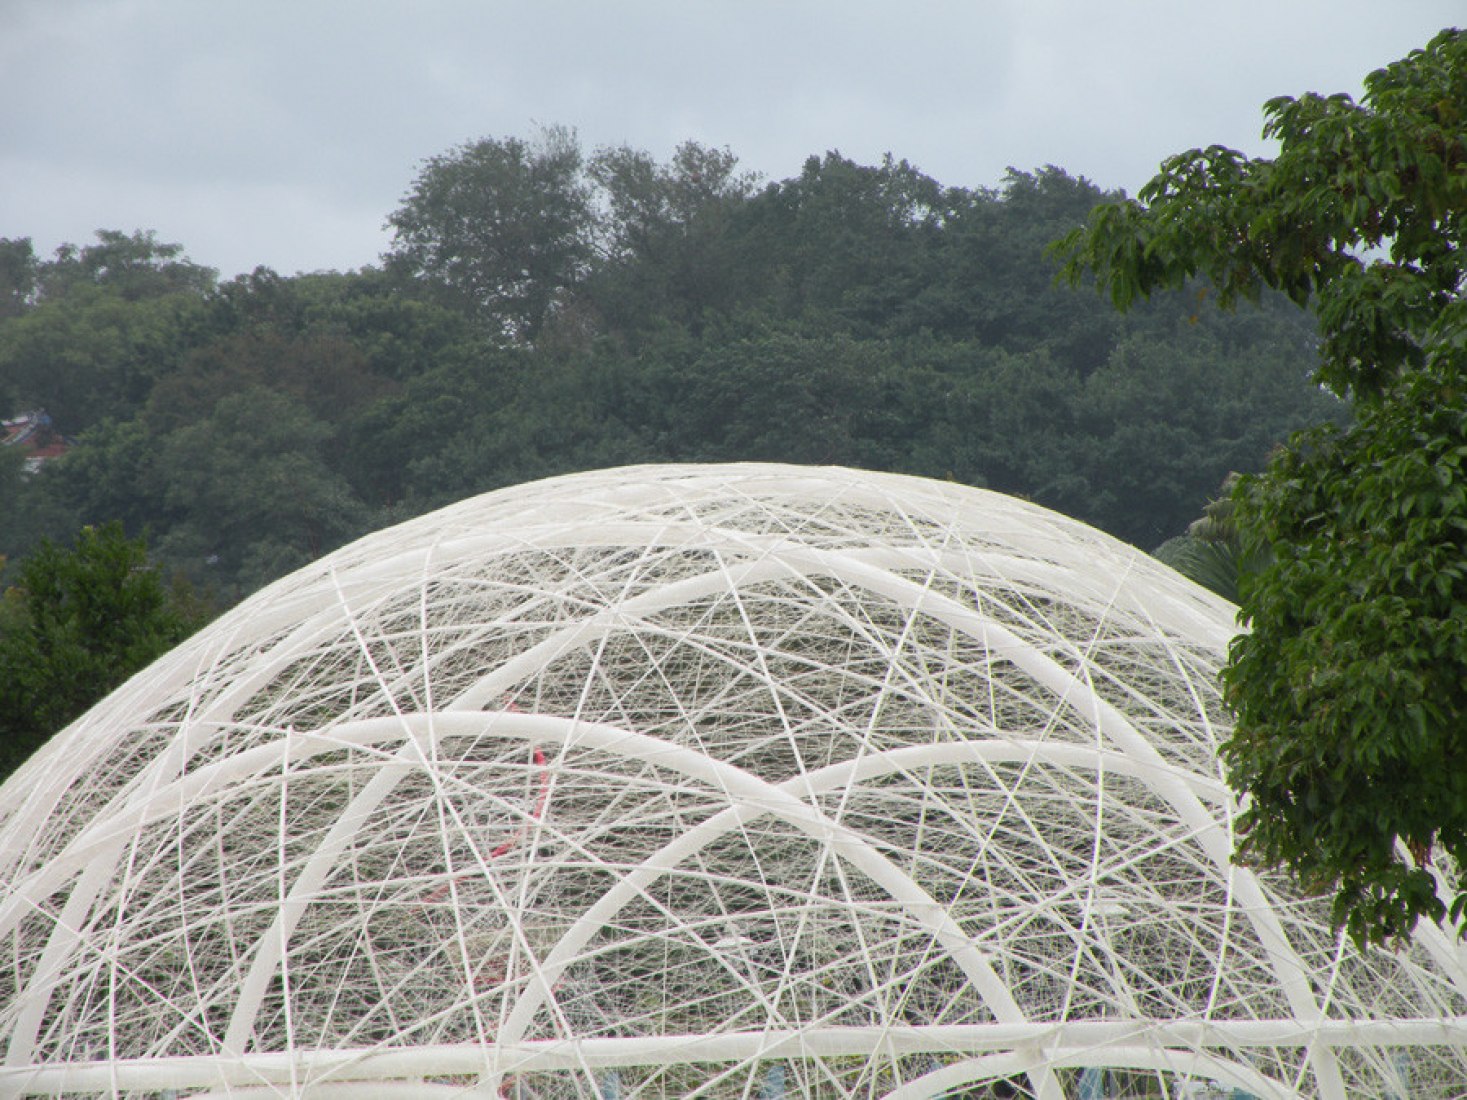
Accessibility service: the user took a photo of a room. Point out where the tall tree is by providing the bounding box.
[36,229,214,303]
[0,231,213,431]
[0,237,38,321]
[738,151,945,332]
[584,140,759,334]
[1055,29,1467,945]
[385,127,597,342]
[591,140,756,260]
[0,523,203,777]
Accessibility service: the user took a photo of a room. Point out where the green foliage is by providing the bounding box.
[0,232,214,430]
[740,152,946,332]
[36,229,215,303]
[150,387,369,594]
[1153,475,1273,604]
[0,443,28,538]
[1055,30,1466,405]
[584,140,759,336]
[386,126,597,342]
[0,134,1349,764]
[0,523,206,777]
[1062,334,1337,547]
[1,146,1335,585]
[1058,29,1467,944]
[0,237,37,322]
[926,167,1124,374]
[1226,372,1467,944]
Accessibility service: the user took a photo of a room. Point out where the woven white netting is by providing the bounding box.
[1,464,1463,1099]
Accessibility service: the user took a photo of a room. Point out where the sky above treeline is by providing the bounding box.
[2,1,1459,280]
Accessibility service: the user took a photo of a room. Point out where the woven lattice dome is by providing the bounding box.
[2,464,1464,1099]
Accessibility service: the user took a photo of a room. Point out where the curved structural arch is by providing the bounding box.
[1,463,1464,1098]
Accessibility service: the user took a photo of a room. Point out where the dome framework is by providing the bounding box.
[0,464,1464,1099]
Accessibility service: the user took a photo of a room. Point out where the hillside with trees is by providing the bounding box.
[1,136,1340,606]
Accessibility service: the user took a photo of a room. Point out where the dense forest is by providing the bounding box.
[0,129,1341,605]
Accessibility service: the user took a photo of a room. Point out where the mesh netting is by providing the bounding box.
[1,464,1463,1099]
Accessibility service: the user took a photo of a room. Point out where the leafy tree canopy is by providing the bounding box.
[1056,28,1467,945]
[0,522,207,778]
[0,238,38,321]
[37,229,215,303]
[0,231,215,430]
[0,133,1348,765]
[385,126,597,343]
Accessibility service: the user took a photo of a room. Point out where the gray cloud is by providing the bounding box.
[1,0,1458,278]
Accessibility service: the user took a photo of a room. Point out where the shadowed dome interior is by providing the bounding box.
[1,464,1464,1099]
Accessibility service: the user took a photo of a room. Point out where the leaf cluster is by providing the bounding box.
[1058,27,1467,945]
[1224,370,1467,944]
[0,522,208,777]
[1055,29,1467,405]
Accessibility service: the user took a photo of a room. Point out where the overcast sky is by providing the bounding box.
[2,1,1459,280]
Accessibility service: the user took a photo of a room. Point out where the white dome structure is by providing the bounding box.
[1,464,1464,1099]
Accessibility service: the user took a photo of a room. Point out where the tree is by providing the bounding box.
[385,127,597,342]
[591,140,757,261]
[583,140,759,334]
[1064,333,1341,547]
[0,237,37,320]
[36,229,215,303]
[0,522,204,777]
[1055,29,1467,945]
[736,151,947,333]
[149,387,369,593]
[1152,473,1272,604]
[916,168,1125,374]
[0,232,214,431]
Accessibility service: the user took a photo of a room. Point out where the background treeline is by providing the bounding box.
[1,129,1342,603]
